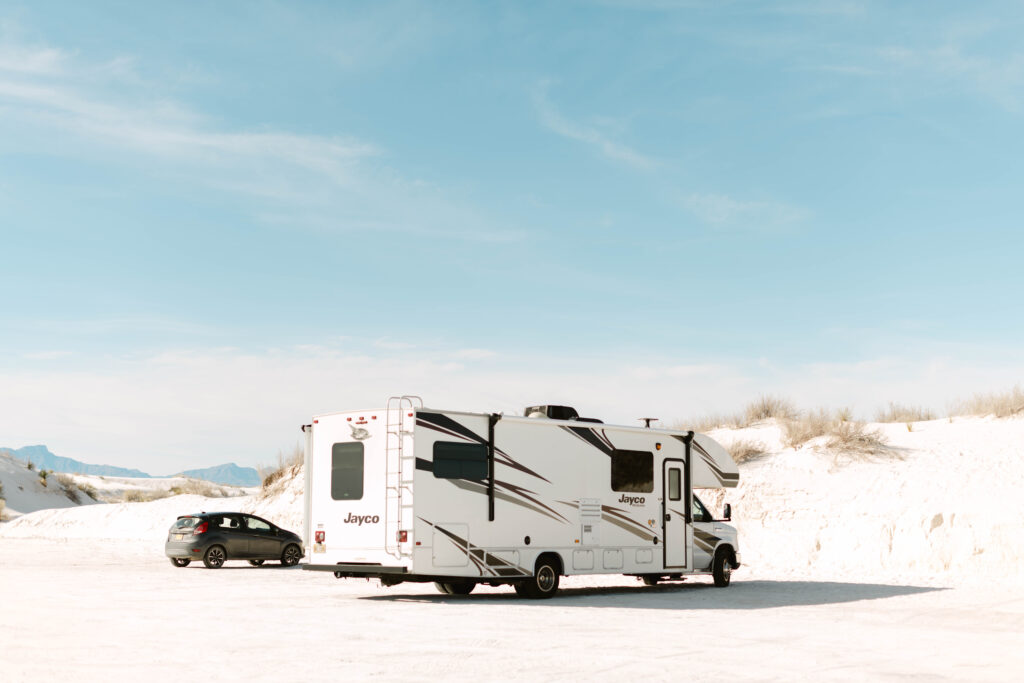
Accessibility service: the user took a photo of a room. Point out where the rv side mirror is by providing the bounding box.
[722,503,731,521]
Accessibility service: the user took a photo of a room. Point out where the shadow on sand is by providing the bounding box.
[359,579,945,609]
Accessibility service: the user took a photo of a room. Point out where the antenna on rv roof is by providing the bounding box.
[640,417,658,428]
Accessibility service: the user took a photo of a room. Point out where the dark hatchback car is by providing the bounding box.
[165,512,304,569]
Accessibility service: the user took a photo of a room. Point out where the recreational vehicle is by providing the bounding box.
[302,397,741,598]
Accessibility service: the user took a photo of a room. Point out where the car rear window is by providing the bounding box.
[174,517,200,529]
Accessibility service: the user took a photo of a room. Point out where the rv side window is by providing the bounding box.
[611,449,654,493]
[433,441,488,480]
[331,442,364,500]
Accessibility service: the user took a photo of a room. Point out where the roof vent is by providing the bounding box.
[524,405,579,420]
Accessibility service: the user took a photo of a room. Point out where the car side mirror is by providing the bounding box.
[722,503,732,521]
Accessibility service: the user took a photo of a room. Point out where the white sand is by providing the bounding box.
[2,417,1023,680]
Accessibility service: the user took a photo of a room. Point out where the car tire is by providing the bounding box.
[248,559,264,567]
[203,545,226,569]
[712,548,732,587]
[520,556,561,599]
[170,558,190,568]
[280,544,302,567]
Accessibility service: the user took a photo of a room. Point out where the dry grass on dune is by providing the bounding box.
[951,385,1024,419]
[260,444,304,496]
[725,439,769,464]
[682,395,796,432]
[876,402,934,423]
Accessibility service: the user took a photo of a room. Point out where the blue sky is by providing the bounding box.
[2,2,1023,471]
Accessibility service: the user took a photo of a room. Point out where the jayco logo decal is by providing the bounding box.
[344,513,380,525]
[618,494,646,506]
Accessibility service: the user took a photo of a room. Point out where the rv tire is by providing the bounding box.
[712,548,732,587]
[521,555,561,599]
[641,575,660,586]
[435,581,475,596]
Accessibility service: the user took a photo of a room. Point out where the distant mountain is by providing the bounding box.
[0,445,261,488]
[172,463,261,487]
[1,445,152,478]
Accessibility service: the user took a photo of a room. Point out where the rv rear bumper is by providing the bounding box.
[303,563,409,577]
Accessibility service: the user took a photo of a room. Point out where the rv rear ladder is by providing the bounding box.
[384,395,421,559]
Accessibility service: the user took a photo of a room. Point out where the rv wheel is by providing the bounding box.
[712,549,732,587]
[521,556,560,599]
[641,575,660,586]
[435,582,475,596]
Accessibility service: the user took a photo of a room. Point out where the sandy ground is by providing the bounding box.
[2,539,1021,682]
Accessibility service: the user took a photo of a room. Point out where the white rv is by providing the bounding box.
[302,397,741,598]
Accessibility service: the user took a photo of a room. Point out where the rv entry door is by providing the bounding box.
[662,459,687,569]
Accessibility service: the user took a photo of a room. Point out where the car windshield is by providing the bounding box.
[173,517,200,529]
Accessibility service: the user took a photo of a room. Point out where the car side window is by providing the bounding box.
[215,516,238,529]
[245,517,271,532]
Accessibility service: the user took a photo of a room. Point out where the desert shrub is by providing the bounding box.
[782,408,834,448]
[76,481,98,501]
[726,439,768,464]
[744,395,797,424]
[38,468,52,487]
[952,385,1024,418]
[56,473,80,502]
[826,420,889,458]
[876,402,934,423]
[169,478,219,497]
[26,460,36,471]
[261,444,303,491]
[678,411,744,432]
[0,497,5,520]
[123,489,171,503]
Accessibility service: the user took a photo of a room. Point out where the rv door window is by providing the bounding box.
[433,441,488,480]
[611,449,654,493]
[331,442,365,500]
[668,468,681,501]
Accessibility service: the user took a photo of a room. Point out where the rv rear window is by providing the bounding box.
[611,449,654,493]
[331,442,364,500]
[432,441,488,480]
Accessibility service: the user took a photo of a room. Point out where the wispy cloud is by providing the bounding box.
[680,192,810,230]
[533,82,656,170]
[0,41,520,243]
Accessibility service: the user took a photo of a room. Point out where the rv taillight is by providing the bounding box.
[315,531,325,543]
[193,522,208,536]
[397,530,408,543]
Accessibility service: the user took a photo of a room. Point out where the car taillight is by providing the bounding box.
[397,530,408,543]
[314,531,325,543]
[193,522,208,536]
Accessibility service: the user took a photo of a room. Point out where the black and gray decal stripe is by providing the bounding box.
[416,412,551,483]
[692,441,740,483]
[445,479,568,524]
[419,517,530,576]
[562,426,615,456]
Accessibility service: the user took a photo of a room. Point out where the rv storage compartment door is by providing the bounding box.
[432,523,470,567]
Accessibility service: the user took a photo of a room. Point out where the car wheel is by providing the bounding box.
[280,544,302,567]
[712,548,732,587]
[170,558,191,568]
[641,575,660,586]
[248,559,264,567]
[203,545,226,569]
[520,556,560,599]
